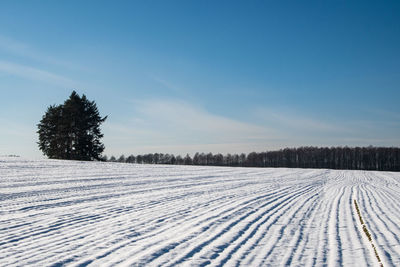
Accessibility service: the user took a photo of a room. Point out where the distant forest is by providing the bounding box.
[104,146,400,172]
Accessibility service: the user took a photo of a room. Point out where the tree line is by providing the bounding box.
[36,93,400,172]
[104,146,400,171]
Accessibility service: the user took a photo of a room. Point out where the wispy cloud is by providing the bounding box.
[88,97,400,157]
[0,34,84,87]
[148,74,188,95]
[133,99,280,142]
[0,35,30,55]
[103,98,286,156]
[0,60,76,87]
[252,107,400,147]
[253,107,348,133]
[0,34,82,71]
[103,98,400,156]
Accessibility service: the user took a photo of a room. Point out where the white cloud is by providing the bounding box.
[103,99,400,156]
[0,34,83,71]
[253,107,348,133]
[103,99,286,156]
[0,35,30,55]
[0,60,76,87]
[149,75,186,94]
[133,99,281,141]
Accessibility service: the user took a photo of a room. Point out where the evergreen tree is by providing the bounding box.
[126,155,136,163]
[118,155,126,163]
[184,154,192,165]
[37,91,107,160]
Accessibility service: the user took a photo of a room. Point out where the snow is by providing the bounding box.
[1,157,400,266]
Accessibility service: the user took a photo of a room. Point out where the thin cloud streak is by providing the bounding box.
[149,75,186,94]
[0,35,30,55]
[253,107,400,147]
[103,98,287,156]
[104,99,400,157]
[253,107,347,133]
[133,99,281,142]
[0,34,84,71]
[0,60,76,87]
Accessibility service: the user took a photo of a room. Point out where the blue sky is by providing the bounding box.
[1,1,399,159]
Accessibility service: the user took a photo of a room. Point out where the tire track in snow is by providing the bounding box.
[354,199,384,266]
[358,178,400,266]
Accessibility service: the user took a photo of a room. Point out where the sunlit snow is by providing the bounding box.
[1,157,400,266]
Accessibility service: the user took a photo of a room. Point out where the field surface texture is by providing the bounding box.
[1,157,400,266]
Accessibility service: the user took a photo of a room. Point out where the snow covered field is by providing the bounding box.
[1,157,400,266]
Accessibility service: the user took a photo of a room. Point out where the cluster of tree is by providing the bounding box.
[105,146,400,171]
[37,91,107,161]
